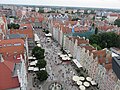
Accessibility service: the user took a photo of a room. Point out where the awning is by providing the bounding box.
[45,33,52,37]
[28,56,36,60]
[28,67,34,70]
[30,61,36,66]
[40,68,45,70]
[90,81,97,86]
[68,54,72,57]
[37,44,41,47]
[72,59,82,68]
[34,34,40,41]
[33,67,39,71]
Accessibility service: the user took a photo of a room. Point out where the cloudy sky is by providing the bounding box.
[0,0,120,9]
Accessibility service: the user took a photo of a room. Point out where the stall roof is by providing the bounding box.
[73,59,82,68]
[45,33,52,37]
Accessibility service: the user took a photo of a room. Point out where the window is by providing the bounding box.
[14,43,21,46]
[106,58,109,64]
[7,44,12,46]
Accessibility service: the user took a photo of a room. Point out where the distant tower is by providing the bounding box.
[20,9,27,22]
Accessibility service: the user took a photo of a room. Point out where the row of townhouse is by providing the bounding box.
[48,17,120,90]
[65,35,120,90]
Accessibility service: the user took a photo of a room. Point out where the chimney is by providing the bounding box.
[0,54,4,62]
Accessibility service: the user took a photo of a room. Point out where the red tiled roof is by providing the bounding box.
[10,23,34,38]
[0,61,20,89]
[109,13,118,17]
[104,63,112,70]
[0,39,25,58]
[98,25,114,31]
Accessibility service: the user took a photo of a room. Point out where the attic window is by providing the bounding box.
[106,58,109,64]
[14,43,21,46]
[7,44,12,46]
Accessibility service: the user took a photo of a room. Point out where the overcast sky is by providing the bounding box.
[1,0,120,9]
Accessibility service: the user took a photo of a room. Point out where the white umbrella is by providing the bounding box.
[37,44,41,47]
[34,60,38,64]
[30,61,36,66]
[57,53,61,56]
[79,85,86,90]
[68,54,72,57]
[72,76,80,81]
[28,67,34,71]
[79,77,85,81]
[40,68,45,70]
[83,81,90,87]
[33,67,39,71]
[90,81,97,86]
[60,54,65,58]
[86,77,92,82]
[62,57,67,61]
[77,81,82,85]
[28,56,33,59]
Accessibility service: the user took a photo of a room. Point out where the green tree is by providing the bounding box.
[89,34,100,45]
[45,30,49,34]
[95,27,98,34]
[36,59,46,69]
[114,19,120,27]
[92,44,102,50]
[38,9,44,13]
[36,70,48,82]
[14,24,20,29]
[92,23,95,28]
[71,18,80,21]
[89,32,120,49]
[65,11,68,13]
[92,16,95,21]
[84,10,88,14]
[7,23,20,29]
[32,46,45,59]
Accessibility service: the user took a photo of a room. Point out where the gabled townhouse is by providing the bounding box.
[62,34,120,90]
[10,23,35,53]
[107,13,119,24]
[0,39,28,90]
[0,16,8,40]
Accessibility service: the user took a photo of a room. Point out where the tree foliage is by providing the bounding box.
[36,70,48,82]
[92,44,102,50]
[71,18,80,21]
[114,19,120,27]
[8,23,20,29]
[38,9,44,13]
[89,32,120,49]
[36,59,46,69]
[95,27,98,34]
[44,30,49,34]
[32,46,45,59]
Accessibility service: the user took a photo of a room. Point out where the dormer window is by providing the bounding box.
[14,43,21,46]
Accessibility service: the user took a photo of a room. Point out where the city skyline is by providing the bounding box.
[0,0,120,9]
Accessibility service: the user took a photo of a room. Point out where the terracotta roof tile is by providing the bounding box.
[10,23,34,38]
[0,61,20,89]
